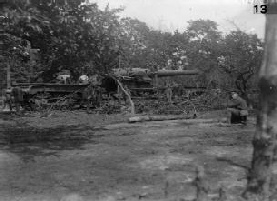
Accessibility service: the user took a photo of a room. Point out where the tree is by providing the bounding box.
[29,0,100,80]
[144,30,173,69]
[24,1,125,80]
[0,0,47,84]
[85,4,124,74]
[141,30,189,71]
[244,10,277,201]
[186,20,221,87]
[119,17,150,69]
[166,30,189,70]
[218,31,263,97]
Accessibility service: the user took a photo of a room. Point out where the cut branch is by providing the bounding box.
[114,77,135,115]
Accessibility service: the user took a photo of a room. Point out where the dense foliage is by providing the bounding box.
[0,0,263,95]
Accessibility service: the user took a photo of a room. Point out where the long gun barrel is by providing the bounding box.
[112,68,199,77]
[149,70,199,77]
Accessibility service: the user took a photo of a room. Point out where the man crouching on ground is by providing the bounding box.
[227,91,248,125]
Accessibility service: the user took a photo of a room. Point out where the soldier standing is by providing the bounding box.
[165,83,173,104]
[82,84,95,113]
[11,85,24,114]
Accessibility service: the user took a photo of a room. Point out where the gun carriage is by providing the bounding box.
[9,68,200,110]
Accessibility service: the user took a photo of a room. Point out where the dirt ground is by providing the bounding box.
[0,110,256,201]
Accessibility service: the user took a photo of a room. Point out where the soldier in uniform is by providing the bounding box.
[11,85,24,114]
[227,91,248,124]
[82,83,96,113]
[165,82,173,103]
[94,85,102,107]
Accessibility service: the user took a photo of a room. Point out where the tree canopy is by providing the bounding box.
[0,0,263,94]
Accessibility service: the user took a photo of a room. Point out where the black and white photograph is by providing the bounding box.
[0,0,277,200]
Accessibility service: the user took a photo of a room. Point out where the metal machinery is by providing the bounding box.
[9,83,89,110]
[9,68,199,110]
[112,68,199,96]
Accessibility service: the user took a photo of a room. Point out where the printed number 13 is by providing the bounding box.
[254,5,267,14]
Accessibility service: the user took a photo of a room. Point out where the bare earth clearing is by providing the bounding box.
[0,110,256,201]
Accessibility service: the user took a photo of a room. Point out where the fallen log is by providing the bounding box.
[129,115,191,123]
[129,115,226,124]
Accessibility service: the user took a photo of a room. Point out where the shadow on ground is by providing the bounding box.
[0,112,17,121]
[0,118,106,162]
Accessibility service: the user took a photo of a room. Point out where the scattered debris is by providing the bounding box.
[60,193,84,201]
[129,115,192,123]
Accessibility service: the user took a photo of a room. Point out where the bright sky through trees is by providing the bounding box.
[92,0,265,38]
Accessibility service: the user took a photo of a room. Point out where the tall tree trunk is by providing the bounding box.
[245,12,277,200]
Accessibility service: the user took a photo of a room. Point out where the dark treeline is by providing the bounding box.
[0,0,263,96]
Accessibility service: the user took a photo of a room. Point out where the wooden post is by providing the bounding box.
[154,74,158,87]
[195,166,210,201]
[166,84,173,104]
[26,40,31,83]
[7,57,11,89]
[245,9,277,200]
